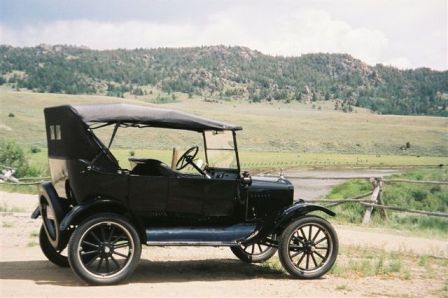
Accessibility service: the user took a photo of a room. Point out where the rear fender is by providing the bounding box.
[38,182,71,250]
[60,199,128,230]
[59,198,145,242]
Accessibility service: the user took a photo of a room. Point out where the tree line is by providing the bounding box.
[0,45,447,116]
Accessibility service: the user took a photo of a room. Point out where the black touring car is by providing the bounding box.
[32,103,338,285]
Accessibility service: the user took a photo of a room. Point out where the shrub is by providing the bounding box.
[30,145,41,153]
[0,140,30,177]
[129,150,135,157]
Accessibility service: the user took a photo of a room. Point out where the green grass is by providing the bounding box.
[53,149,448,171]
[1,87,447,157]
[1,87,446,182]
[325,168,448,236]
[9,148,448,176]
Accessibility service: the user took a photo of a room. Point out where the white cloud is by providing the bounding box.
[0,7,412,69]
[0,20,197,49]
[0,0,446,70]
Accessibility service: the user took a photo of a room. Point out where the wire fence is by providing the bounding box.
[242,159,445,170]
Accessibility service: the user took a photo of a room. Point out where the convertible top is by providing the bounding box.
[69,103,242,132]
[43,104,241,161]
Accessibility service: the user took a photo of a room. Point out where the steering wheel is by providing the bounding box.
[176,146,199,171]
[176,146,210,178]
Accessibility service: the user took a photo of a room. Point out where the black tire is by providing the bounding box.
[231,235,277,263]
[67,213,142,285]
[39,186,66,250]
[39,225,69,267]
[278,215,338,279]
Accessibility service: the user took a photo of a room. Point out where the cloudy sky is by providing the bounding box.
[0,0,446,70]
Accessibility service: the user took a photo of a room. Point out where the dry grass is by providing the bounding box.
[261,245,447,284]
[1,88,447,157]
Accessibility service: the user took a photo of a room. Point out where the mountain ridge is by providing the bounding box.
[1,44,447,116]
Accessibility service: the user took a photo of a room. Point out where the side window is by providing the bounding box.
[49,125,55,140]
[49,125,62,141]
[55,125,61,140]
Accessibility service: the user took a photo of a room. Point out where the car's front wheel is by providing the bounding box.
[67,213,142,285]
[231,235,277,263]
[278,215,338,279]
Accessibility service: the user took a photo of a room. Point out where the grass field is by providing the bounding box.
[1,87,447,176]
[1,87,447,155]
[15,149,448,175]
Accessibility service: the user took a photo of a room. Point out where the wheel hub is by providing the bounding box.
[304,240,315,254]
[99,243,113,257]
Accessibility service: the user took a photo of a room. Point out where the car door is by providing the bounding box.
[167,174,238,218]
[128,175,169,217]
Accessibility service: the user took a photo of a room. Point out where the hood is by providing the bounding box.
[245,176,294,220]
[252,176,292,187]
[250,176,294,191]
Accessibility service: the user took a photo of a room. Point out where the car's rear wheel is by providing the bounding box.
[67,213,141,285]
[278,215,338,279]
[231,235,277,263]
[39,225,69,267]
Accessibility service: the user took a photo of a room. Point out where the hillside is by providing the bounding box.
[1,89,447,160]
[0,45,447,116]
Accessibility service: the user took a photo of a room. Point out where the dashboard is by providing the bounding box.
[207,168,239,180]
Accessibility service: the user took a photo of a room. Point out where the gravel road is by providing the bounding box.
[1,189,447,297]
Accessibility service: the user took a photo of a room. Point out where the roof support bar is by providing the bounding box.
[108,123,120,149]
[233,131,241,172]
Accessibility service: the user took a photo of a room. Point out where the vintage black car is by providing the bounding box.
[32,103,338,285]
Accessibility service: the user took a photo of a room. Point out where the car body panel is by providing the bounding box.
[35,104,335,249]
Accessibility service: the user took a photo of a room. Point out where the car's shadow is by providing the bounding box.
[0,258,287,286]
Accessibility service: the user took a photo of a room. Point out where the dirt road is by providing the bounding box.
[1,191,447,297]
[276,168,400,200]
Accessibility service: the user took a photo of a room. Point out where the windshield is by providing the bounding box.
[204,131,239,169]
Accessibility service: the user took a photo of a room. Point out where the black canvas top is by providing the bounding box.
[70,103,242,132]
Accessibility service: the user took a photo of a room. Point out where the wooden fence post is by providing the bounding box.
[362,178,381,224]
[171,147,179,170]
[376,179,388,220]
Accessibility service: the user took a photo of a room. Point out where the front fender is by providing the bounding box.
[59,199,128,231]
[241,202,335,245]
[275,202,335,229]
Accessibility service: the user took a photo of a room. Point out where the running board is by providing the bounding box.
[146,241,237,246]
[145,224,256,246]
